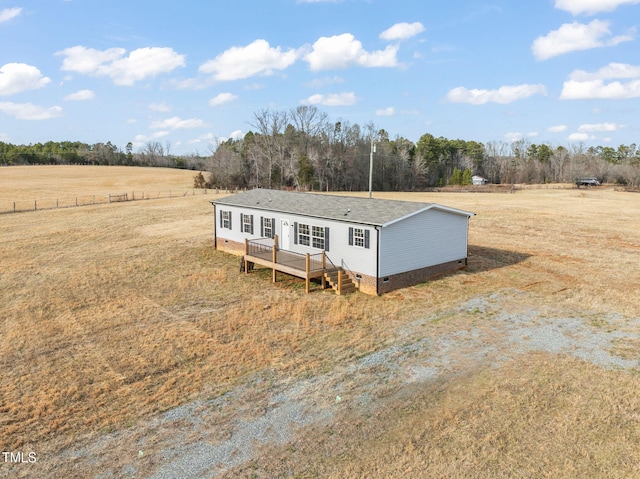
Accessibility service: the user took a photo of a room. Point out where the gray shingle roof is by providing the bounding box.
[211,189,473,227]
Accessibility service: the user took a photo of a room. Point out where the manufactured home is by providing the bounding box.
[211,189,474,295]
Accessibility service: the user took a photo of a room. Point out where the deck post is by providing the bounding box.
[321,252,326,289]
[244,239,249,275]
[338,268,342,294]
[272,235,278,283]
[305,253,311,294]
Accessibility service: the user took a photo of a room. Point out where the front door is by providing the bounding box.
[280,219,291,250]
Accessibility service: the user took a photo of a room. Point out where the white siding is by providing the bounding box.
[379,208,468,277]
[215,205,378,277]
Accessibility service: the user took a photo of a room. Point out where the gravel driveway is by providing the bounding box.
[13,289,640,479]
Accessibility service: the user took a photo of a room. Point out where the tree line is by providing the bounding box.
[3,105,640,190]
[0,140,208,170]
[208,106,640,190]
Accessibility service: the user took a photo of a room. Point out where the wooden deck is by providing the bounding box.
[243,236,332,293]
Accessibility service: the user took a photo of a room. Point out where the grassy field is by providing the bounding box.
[0,165,202,212]
[1,166,640,477]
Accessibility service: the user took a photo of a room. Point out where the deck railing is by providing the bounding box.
[246,237,274,256]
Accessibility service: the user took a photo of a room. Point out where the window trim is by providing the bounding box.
[262,217,274,239]
[220,210,231,229]
[349,226,370,249]
[311,225,325,250]
[353,227,365,247]
[298,223,310,246]
[241,213,254,234]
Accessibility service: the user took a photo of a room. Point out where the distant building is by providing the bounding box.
[576,178,601,187]
[211,189,475,295]
[472,175,488,185]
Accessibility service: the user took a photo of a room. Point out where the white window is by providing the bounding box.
[221,210,231,229]
[242,214,253,234]
[312,226,325,249]
[349,227,370,249]
[263,217,273,238]
[353,228,365,247]
[298,223,310,246]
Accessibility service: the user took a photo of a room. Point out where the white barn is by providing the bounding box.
[211,189,474,295]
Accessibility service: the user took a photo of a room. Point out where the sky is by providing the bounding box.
[1,0,639,155]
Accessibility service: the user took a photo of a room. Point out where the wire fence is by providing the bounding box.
[1,188,215,215]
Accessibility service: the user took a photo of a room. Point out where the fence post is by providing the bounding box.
[56,199,59,208]
[76,197,78,207]
[34,200,37,211]
[13,202,15,213]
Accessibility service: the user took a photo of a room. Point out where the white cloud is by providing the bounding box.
[0,102,62,120]
[445,84,547,104]
[302,92,356,106]
[304,33,399,71]
[150,116,205,130]
[0,63,51,95]
[212,130,244,144]
[0,7,22,23]
[149,102,172,112]
[132,131,170,147]
[376,106,395,116]
[64,89,95,101]
[209,92,238,107]
[380,22,425,41]
[200,39,298,81]
[555,0,640,15]
[578,122,622,132]
[548,124,568,132]
[57,46,185,86]
[532,20,633,61]
[569,132,594,141]
[505,132,524,142]
[568,62,640,81]
[561,79,640,99]
[561,62,640,99]
[505,132,540,142]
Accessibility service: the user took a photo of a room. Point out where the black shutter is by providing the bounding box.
[240,213,244,231]
[250,215,254,235]
[294,222,298,244]
[348,227,354,246]
[271,218,276,238]
[260,217,264,237]
[364,229,370,249]
[219,210,223,227]
[229,212,232,230]
[324,227,330,251]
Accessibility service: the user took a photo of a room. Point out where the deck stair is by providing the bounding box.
[324,268,356,295]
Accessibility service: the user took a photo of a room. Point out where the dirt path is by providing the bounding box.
[9,289,640,479]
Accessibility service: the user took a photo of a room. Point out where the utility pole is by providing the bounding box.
[368,137,376,198]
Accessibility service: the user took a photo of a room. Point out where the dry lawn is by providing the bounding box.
[0,165,201,212]
[1,167,640,478]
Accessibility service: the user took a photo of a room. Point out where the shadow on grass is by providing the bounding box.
[467,244,531,274]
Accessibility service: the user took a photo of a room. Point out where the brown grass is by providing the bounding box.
[1,168,640,477]
[0,165,201,211]
[234,352,640,478]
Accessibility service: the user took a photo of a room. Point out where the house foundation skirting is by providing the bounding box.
[376,259,467,295]
[215,237,246,256]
